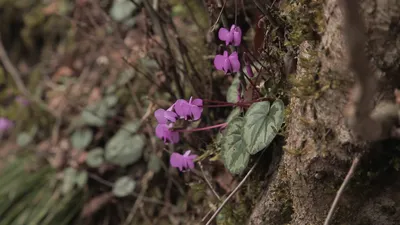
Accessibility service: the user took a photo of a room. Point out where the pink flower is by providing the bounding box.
[155,123,180,144]
[0,118,13,132]
[214,51,240,74]
[245,64,254,78]
[174,97,203,121]
[218,25,242,46]
[170,150,198,172]
[154,105,177,124]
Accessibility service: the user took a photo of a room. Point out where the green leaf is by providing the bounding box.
[147,154,161,173]
[62,167,77,194]
[17,132,33,147]
[221,118,250,174]
[243,100,285,155]
[226,76,240,103]
[81,99,116,127]
[105,132,145,167]
[104,95,118,108]
[120,120,141,135]
[70,129,93,150]
[226,108,242,124]
[86,148,104,168]
[75,171,88,188]
[113,176,136,197]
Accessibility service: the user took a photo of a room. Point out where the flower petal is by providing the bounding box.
[191,98,203,106]
[186,159,195,170]
[218,27,229,41]
[233,26,242,46]
[155,124,165,140]
[154,109,167,124]
[214,54,225,71]
[223,58,231,74]
[170,131,180,144]
[246,64,254,77]
[170,153,184,169]
[190,105,203,120]
[229,52,241,73]
[164,110,177,123]
[174,99,190,120]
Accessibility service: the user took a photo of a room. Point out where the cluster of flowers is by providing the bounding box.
[155,24,245,172]
[214,25,242,74]
[154,97,202,171]
[154,96,203,144]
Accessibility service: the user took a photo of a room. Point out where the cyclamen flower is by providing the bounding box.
[154,105,177,124]
[245,64,254,78]
[218,25,242,46]
[155,123,180,144]
[214,51,240,74]
[170,150,198,172]
[174,97,203,121]
[0,118,13,132]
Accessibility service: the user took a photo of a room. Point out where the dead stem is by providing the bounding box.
[324,156,360,225]
[205,152,263,225]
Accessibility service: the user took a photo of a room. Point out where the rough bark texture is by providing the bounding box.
[249,0,400,224]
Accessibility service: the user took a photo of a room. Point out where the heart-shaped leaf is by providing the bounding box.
[86,148,104,168]
[221,117,250,174]
[243,100,285,155]
[105,132,145,167]
[226,107,242,124]
[70,128,93,150]
[113,176,136,197]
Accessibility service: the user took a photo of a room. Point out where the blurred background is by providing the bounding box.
[0,0,269,224]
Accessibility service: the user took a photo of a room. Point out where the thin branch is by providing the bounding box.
[324,156,360,225]
[199,162,221,200]
[205,154,262,225]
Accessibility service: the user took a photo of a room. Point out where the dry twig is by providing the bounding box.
[205,154,262,225]
[324,156,360,225]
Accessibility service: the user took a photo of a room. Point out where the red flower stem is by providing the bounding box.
[175,123,228,133]
[204,103,251,108]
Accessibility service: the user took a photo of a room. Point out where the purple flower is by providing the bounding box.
[214,51,241,74]
[174,97,203,121]
[154,105,177,124]
[0,118,13,132]
[218,25,242,46]
[170,150,198,172]
[245,64,254,78]
[155,123,180,144]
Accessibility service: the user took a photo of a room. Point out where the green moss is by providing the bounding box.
[281,0,325,47]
